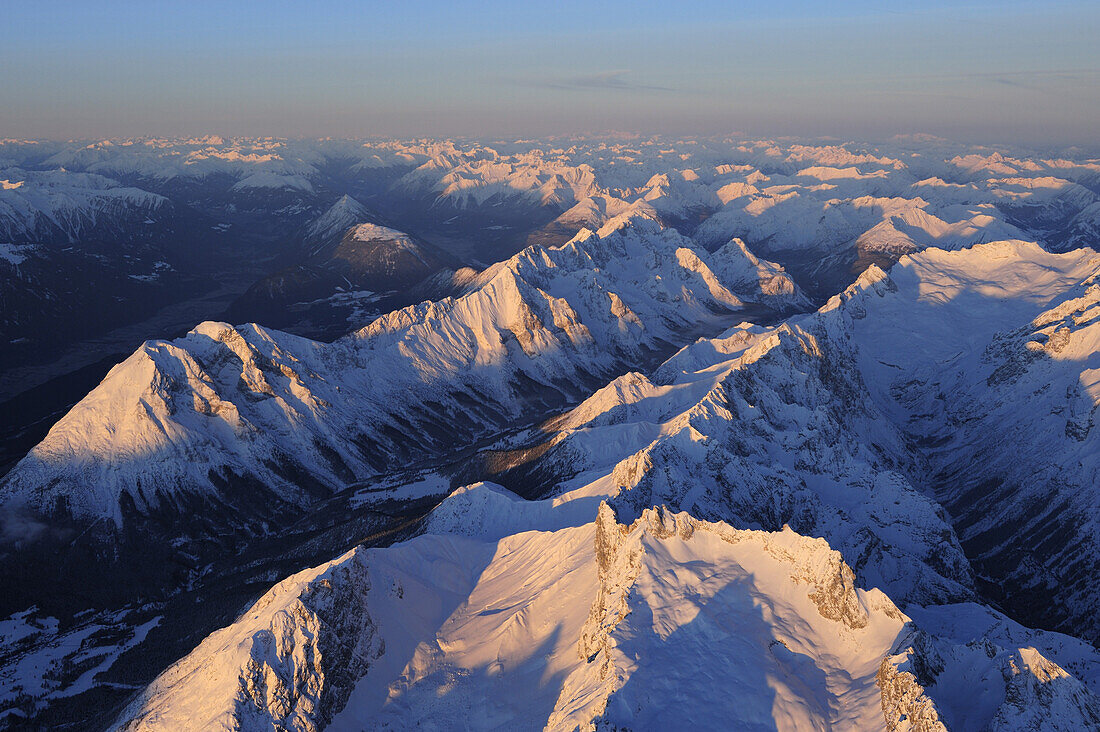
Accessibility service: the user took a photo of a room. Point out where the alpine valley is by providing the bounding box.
[1,135,1099,731]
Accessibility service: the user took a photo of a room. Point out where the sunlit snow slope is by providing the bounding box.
[514,241,1100,641]
[113,490,1100,731]
[0,216,806,530]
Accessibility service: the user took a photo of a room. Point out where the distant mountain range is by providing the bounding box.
[1,136,1099,730]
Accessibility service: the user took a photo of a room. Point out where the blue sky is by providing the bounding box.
[2,0,1098,143]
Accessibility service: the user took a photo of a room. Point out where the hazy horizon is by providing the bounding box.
[3,0,1099,146]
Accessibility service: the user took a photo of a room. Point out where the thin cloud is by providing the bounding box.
[906,68,1100,82]
[525,69,677,93]
[951,69,1099,97]
[816,67,1099,100]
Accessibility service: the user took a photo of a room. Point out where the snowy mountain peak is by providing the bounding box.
[6,135,1100,728]
[304,194,371,243]
[0,218,809,532]
[348,222,410,243]
[113,486,1100,730]
[110,499,909,730]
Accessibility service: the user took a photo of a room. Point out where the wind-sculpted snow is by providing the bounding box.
[113,490,1100,731]
[0,216,805,529]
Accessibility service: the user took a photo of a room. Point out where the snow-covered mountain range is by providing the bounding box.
[0,170,168,244]
[1,215,805,531]
[2,134,1096,369]
[2,135,1099,730]
[508,241,1100,642]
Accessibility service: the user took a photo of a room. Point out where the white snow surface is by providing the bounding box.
[348,223,415,245]
[0,215,805,526]
[527,241,1100,628]
[114,501,906,731]
[2,135,1100,729]
[113,492,1100,731]
[304,194,372,244]
[3,135,1096,269]
[229,172,314,193]
[0,168,167,243]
